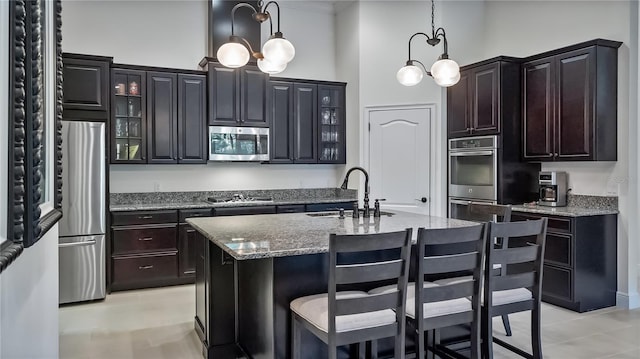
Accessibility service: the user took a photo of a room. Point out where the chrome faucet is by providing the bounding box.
[340,166,370,217]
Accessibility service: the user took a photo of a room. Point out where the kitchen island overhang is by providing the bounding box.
[187,212,477,359]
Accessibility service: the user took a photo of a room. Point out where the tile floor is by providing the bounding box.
[60,285,640,358]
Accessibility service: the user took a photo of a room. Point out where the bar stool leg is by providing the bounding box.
[501,315,512,336]
[291,315,301,359]
[531,307,542,359]
[368,340,378,359]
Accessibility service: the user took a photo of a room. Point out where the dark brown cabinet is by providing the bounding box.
[317,85,346,163]
[62,54,111,115]
[204,60,269,127]
[268,79,346,164]
[111,68,206,164]
[178,74,207,164]
[293,83,318,163]
[523,40,621,161]
[511,211,617,312]
[147,72,178,164]
[110,210,180,291]
[447,62,502,138]
[110,209,211,291]
[268,81,294,163]
[111,69,147,163]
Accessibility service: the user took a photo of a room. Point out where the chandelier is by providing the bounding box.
[217,1,295,74]
[397,0,460,87]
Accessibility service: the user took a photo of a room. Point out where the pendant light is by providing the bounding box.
[216,0,295,74]
[397,0,460,87]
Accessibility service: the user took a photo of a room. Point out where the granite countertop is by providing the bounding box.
[511,204,619,217]
[109,188,358,212]
[187,211,478,260]
[511,194,619,217]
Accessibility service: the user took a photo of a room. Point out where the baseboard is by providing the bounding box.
[616,291,640,309]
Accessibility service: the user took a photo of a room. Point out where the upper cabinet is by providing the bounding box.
[523,40,621,162]
[204,60,269,127]
[112,68,147,163]
[111,67,206,164]
[317,85,346,164]
[447,59,519,139]
[62,53,112,118]
[268,79,346,164]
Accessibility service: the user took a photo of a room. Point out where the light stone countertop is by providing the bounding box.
[187,211,478,260]
[511,204,619,217]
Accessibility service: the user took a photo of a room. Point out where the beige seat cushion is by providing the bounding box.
[290,291,397,333]
[368,282,472,319]
[433,277,533,306]
[492,288,532,306]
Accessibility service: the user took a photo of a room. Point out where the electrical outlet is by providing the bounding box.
[153,182,160,192]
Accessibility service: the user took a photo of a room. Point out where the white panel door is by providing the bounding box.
[369,107,431,215]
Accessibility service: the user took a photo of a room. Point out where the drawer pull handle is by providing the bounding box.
[138,215,153,219]
[138,265,154,270]
[138,237,153,241]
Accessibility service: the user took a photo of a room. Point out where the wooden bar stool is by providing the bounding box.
[370,224,486,359]
[482,218,548,359]
[290,229,413,359]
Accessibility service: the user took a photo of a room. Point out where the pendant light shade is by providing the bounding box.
[396,65,424,87]
[430,59,461,87]
[257,57,287,74]
[218,1,294,74]
[397,0,460,88]
[217,42,250,68]
[262,36,295,64]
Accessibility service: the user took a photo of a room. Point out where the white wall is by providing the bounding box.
[263,1,336,80]
[62,0,345,193]
[63,0,207,70]
[0,227,60,359]
[483,0,638,307]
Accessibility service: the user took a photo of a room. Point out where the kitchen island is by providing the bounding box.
[187,211,477,359]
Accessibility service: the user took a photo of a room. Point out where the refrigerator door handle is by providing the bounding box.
[59,239,97,248]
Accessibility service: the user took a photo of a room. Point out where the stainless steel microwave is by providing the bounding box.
[209,126,269,161]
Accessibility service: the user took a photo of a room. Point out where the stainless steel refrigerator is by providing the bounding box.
[59,121,106,304]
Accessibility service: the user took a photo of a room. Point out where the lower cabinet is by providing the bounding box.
[511,211,617,312]
[110,209,211,291]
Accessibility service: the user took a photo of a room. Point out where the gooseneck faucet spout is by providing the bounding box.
[340,166,370,217]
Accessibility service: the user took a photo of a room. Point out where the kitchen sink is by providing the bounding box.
[306,211,394,218]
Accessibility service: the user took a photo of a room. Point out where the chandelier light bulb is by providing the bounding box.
[217,42,250,68]
[257,57,287,74]
[262,37,295,64]
[397,65,424,86]
[430,58,461,87]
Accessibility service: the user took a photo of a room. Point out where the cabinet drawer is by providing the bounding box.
[214,206,277,216]
[512,212,572,233]
[542,264,572,301]
[112,253,178,285]
[179,209,213,223]
[545,233,572,267]
[277,205,306,214]
[112,226,177,255]
[112,210,178,226]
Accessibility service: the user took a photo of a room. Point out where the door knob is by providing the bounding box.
[416,197,428,203]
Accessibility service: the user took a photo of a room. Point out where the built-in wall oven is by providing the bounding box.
[449,135,498,220]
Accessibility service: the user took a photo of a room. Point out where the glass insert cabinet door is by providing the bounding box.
[318,85,346,163]
[111,69,146,163]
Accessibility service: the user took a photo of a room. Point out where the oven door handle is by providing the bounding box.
[450,199,497,205]
[449,150,494,157]
[450,199,473,205]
